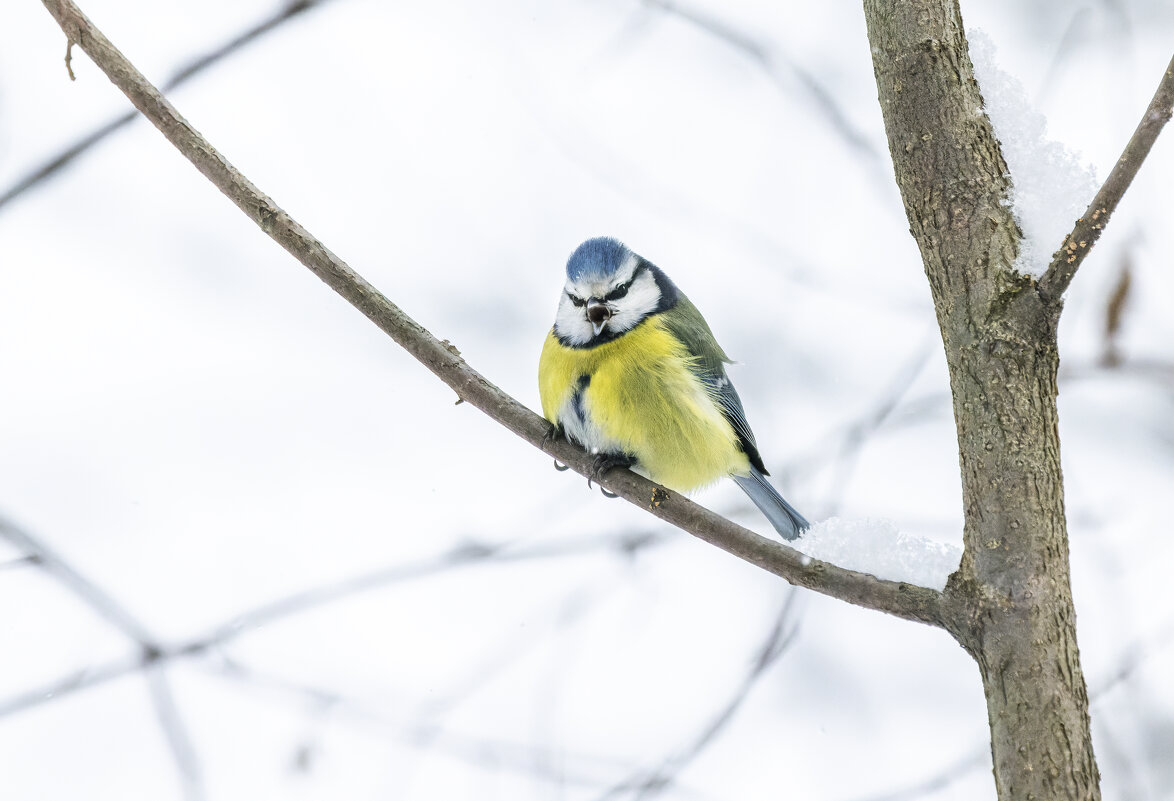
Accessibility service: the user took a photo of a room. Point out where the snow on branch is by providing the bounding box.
[969,34,1173,297]
[795,518,961,592]
[1038,52,1174,301]
[968,31,1097,280]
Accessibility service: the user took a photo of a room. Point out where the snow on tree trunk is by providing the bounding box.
[862,1,1101,799]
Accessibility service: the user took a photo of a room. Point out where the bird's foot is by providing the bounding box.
[588,452,636,496]
[541,423,563,450]
[543,424,571,471]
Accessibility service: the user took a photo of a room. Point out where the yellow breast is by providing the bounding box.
[538,316,750,492]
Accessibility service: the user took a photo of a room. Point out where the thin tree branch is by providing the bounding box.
[852,611,1174,801]
[145,665,205,801]
[1038,52,1174,302]
[0,514,159,647]
[1061,356,1174,389]
[848,746,988,801]
[598,591,802,801]
[640,0,880,162]
[0,0,328,211]
[213,657,673,794]
[818,337,936,513]
[0,653,148,719]
[416,578,622,721]
[203,533,667,643]
[38,0,951,630]
[0,533,665,720]
[1090,615,1174,699]
[0,554,43,571]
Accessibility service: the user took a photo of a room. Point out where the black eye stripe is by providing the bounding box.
[605,280,632,301]
[605,262,647,301]
[567,265,645,307]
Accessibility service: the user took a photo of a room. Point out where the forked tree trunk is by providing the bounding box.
[862,1,1100,798]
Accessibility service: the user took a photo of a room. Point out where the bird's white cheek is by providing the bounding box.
[606,275,661,331]
[554,297,594,346]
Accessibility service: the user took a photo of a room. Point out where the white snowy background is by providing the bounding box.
[1,0,1173,799]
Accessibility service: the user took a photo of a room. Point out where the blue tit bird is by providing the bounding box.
[539,236,809,540]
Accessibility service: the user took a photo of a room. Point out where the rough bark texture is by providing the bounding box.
[1038,52,1174,302]
[863,1,1100,799]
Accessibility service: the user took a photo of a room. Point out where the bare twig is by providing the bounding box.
[373,578,629,793]
[641,0,879,161]
[847,746,988,801]
[0,554,43,571]
[417,578,622,721]
[1032,9,1092,107]
[0,514,158,647]
[1091,615,1174,699]
[598,591,802,801]
[204,533,667,643]
[821,338,936,512]
[0,654,147,719]
[851,614,1174,801]
[211,658,668,793]
[0,532,666,720]
[0,0,327,211]
[1038,53,1174,302]
[1101,249,1133,367]
[1060,357,1174,389]
[37,0,952,630]
[145,665,205,801]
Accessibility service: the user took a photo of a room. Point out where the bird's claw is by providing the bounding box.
[544,424,571,471]
[541,424,561,450]
[544,428,631,493]
[587,452,635,493]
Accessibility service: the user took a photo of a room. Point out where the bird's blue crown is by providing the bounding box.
[566,237,631,282]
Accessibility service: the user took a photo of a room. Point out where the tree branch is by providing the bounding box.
[0,0,328,211]
[214,658,651,792]
[865,1,1106,796]
[0,532,662,721]
[37,0,951,629]
[639,0,881,162]
[145,665,205,801]
[0,514,159,647]
[598,592,801,800]
[1037,53,1174,302]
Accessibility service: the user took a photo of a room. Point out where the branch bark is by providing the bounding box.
[864,1,1105,798]
[0,0,330,211]
[37,0,950,629]
[1038,53,1174,302]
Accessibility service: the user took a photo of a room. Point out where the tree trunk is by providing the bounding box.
[862,1,1100,798]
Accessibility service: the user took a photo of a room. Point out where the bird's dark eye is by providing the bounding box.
[605,281,631,301]
[567,292,586,307]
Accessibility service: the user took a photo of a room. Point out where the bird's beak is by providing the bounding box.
[586,300,612,336]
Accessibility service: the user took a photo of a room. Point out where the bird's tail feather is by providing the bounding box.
[732,467,809,541]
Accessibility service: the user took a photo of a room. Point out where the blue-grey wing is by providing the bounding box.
[657,294,806,537]
[701,371,770,476]
[657,294,770,475]
[704,370,809,538]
